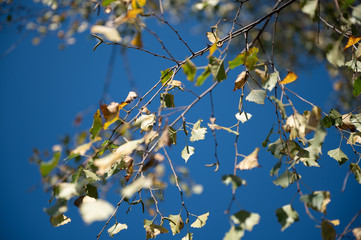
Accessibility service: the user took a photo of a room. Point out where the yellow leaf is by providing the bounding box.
[131,31,143,48]
[209,43,217,57]
[344,36,361,50]
[330,219,340,226]
[100,102,128,130]
[236,148,260,170]
[132,0,146,9]
[280,72,297,85]
[233,71,248,91]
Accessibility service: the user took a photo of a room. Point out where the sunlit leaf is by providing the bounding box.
[327,148,348,165]
[206,31,219,44]
[273,170,300,188]
[181,146,195,163]
[90,109,102,139]
[223,226,244,240]
[222,175,246,191]
[100,102,127,130]
[344,36,361,50]
[275,204,299,231]
[300,191,331,214]
[353,227,361,240]
[237,148,260,170]
[208,56,226,82]
[321,220,336,240]
[235,112,252,123]
[326,38,345,67]
[79,197,115,224]
[245,89,266,104]
[161,68,174,84]
[144,219,169,239]
[229,47,259,70]
[350,163,361,184]
[233,71,248,91]
[168,214,184,235]
[40,151,61,177]
[302,0,318,18]
[71,142,92,156]
[190,119,207,142]
[329,219,340,226]
[90,25,121,42]
[122,176,152,198]
[182,233,193,240]
[351,113,361,131]
[263,71,279,91]
[283,113,308,140]
[279,72,297,85]
[209,43,217,56]
[191,212,209,228]
[57,183,78,200]
[108,223,128,237]
[231,210,260,231]
[134,114,156,131]
[183,59,197,81]
[50,214,71,227]
[131,31,143,48]
[196,67,211,86]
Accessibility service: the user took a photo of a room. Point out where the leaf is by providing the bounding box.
[233,71,248,91]
[190,119,207,142]
[50,214,71,227]
[263,71,279,91]
[71,142,93,156]
[273,170,300,188]
[196,67,211,86]
[131,31,143,48]
[345,59,361,72]
[100,102,126,130]
[90,109,102,139]
[353,77,361,96]
[275,204,299,231]
[208,123,239,135]
[90,25,121,42]
[108,223,128,237]
[302,0,318,18]
[350,163,361,184]
[298,126,327,167]
[182,233,193,240]
[161,68,174,84]
[270,160,282,176]
[223,226,244,240]
[208,56,227,82]
[279,72,297,85]
[231,210,260,231]
[134,114,156,131]
[326,38,345,67]
[222,175,246,191]
[321,220,336,240]
[121,176,152,198]
[353,227,361,240]
[229,47,259,70]
[283,113,308,140]
[181,146,195,163]
[235,112,252,123]
[237,148,260,170]
[327,148,348,165]
[300,191,331,214]
[246,89,266,104]
[350,113,361,131]
[168,214,184,235]
[191,212,209,228]
[40,151,61,177]
[344,36,361,50]
[144,219,169,239]
[57,183,78,200]
[209,43,217,57]
[329,219,340,226]
[206,31,219,44]
[183,59,197,81]
[160,92,175,108]
[79,198,115,224]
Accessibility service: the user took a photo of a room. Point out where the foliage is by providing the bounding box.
[3,0,361,239]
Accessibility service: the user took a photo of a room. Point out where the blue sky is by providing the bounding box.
[1,7,360,240]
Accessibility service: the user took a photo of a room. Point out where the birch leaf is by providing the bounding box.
[108,223,128,237]
[231,210,260,231]
[90,25,121,42]
[279,72,297,85]
[50,214,71,227]
[181,146,195,163]
[344,36,361,50]
[233,71,248,91]
[300,191,331,214]
[80,198,115,224]
[246,89,266,104]
[327,148,349,165]
[190,119,207,142]
[168,214,184,235]
[191,212,209,228]
[237,148,260,170]
[235,112,252,123]
[275,204,299,231]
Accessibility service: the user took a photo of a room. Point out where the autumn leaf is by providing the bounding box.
[90,25,121,42]
[50,214,71,227]
[168,214,184,235]
[190,212,209,228]
[209,43,217,57]
[236,148,260,170]
[275,204,299,231]
[108,223,128,237]
[79,197,115,224]
[100,102,127,130]
[344,36,361,50]
[181,146,195,163]
[131,31,143,48]
[279,72,297,85]
[190,119,207,142]
[233,71,248,91]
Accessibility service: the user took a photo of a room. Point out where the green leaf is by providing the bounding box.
[85,184,98,199]
[350,113,361,131]
[298,126,327,167]
[90,109,102,140]
[223,226,244,240]
[190,119,207,142]
[228,47,259,70]
[235,112,252,123]
[327,148,348,165]
[169,126,177,145]
[262,126,273,147]
[44,199,68,217]
[326,38,345,67]
[183,59,197,81]
[144,219,169,239]
[273,170,300,188]
[270,160,282,176]
[263,71,279,91]
[222,175,246,191]
[161,68,174,84]
[160,92,175,108]
[208,56,227,82]
[268,138,287,159]
[181,146,195,163]
[275,204,299,231]
[246,89,267,104]
[83,169,100,182]
[350,163,361,184]
[196,67,211,86]
[300,191,331,214]
[231,210,260,231]
[321,220,336,240]
[353,77,361,96]
[168,214,184,235]
[102,0,117,7]
[108,223,128,237]
[191,212,209,228]
[50,214,71,227]
[40,151,61,177]
[322,116,334,128]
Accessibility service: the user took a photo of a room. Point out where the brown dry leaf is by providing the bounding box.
[305,106,321,133]
[340,114,357,132]
[283,113,307,140]
[280,72,297,85]
[100,102,128,130]
[353,227,361,240]
[236,148,260,170]
[124,91,138,103]
[233,71,248,91]
[255,68,269,82]
[344,36,361,50]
